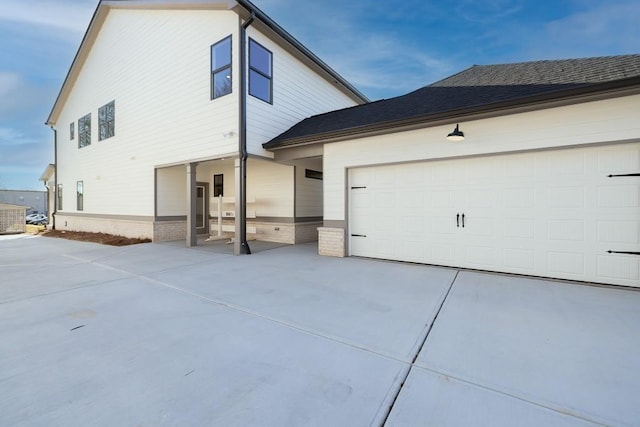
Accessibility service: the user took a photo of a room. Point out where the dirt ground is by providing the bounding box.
[42,230,151,246]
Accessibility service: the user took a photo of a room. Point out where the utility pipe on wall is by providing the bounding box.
[50,126,57,229]
[235,12,255,255]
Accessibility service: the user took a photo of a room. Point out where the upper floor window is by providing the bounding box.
[98,101,115,141]
[70,122,74,140]
[249,39,272,104]
[78,113,91,148]
[211,36,232,99]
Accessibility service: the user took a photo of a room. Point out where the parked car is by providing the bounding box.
[27,214,48,225]
[25,213,40,223]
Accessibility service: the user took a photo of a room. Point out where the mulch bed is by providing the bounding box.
[42,230,151,246]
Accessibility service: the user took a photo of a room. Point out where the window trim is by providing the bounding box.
[57,184,63,210]
[211,35,232,100]
[305,169,323,180]
[78,113,91,148]
[98,100,115,141]
[76,181,83,211]
[248,38,273,104]
[213,174,224,197]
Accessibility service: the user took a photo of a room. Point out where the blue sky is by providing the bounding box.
[0,0,638,190]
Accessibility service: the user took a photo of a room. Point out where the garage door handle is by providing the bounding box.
[607,250,640,255]
[456,213,460,227]
[351,234,367,237]
[462,213,465,228]
[607,173,640,177]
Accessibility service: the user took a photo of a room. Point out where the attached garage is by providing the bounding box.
[348,143,639,287]
[264,55,640,288]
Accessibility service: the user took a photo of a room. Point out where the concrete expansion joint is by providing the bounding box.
[416,365,608,427]
[379,270,459,426]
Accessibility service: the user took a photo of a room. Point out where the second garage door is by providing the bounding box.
[348,143,639,287]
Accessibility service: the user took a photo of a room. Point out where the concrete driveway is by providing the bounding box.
[1,234,638,426]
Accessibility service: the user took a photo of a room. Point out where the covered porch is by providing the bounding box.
[153,155,323,251]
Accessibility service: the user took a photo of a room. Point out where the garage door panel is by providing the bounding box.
[349,143,640,286]
[597,148,639,173]
[597,255,639,281]
[548,252,585,275]
[598,221,639,244]
[548,220,585,242]
[503,248,536,270]
[464,246,496,267]
[549,187,586,208]
[597,185,639,207]
[503,218,536,239]
[549,151,586,176]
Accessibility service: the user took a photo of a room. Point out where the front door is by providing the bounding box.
[196,183,209,234]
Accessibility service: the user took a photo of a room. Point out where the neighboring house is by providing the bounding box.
[0,190,47,215]
[45,0,367,253]
[264,56,640,288]
[0,203,27,234]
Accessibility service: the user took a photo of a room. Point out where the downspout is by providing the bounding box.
[237,12,255,255]
[50,126,57,229]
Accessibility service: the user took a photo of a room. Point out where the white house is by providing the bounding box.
[264,56,640,288]
[45,0,367,253]
[46,1,639,287]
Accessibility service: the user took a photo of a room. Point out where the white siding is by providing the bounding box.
[56,9,240,216]
[156,165,186,216]
[245,28,359,158]
[295,158,323,218]
[324,95,640,221]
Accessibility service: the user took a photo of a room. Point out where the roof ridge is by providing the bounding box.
[460,53,640,68]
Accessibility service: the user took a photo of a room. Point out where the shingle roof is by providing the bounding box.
[264,54,640,149]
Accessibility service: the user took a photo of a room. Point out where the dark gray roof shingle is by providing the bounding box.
[264,54,640,148]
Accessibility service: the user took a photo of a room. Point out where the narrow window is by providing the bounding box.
[98,101,115,141]
[78,113,91,148]
[249,39,273,103]
[213,174,224,197]
[305,169,323,180]
[211,36,232,99]
[57,184,63,210]
[76,181,83,211]
[70,122,74,140]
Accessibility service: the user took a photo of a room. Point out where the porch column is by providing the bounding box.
[186,162,198,247]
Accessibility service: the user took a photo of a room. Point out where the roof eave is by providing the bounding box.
[264,76,640,150]
[234,0,368,103]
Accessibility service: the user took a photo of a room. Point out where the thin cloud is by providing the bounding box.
[456,0,524,23]
[255,0,457,99]
[530,1,640,58]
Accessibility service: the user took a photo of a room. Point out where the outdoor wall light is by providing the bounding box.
[446,124,465,141]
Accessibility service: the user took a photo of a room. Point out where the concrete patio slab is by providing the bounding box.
[385,368,597,426]
[413,271,640,426]
[2,235,639,426]
[1,253,406,426]
[144,243,456,360]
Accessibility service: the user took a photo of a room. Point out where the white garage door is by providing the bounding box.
[348,143,640,287]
